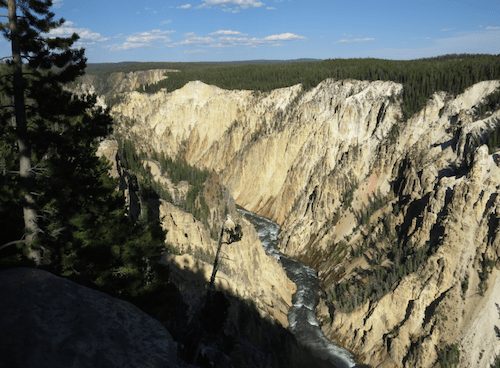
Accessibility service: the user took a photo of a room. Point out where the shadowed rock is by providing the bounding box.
[0,268,180,368]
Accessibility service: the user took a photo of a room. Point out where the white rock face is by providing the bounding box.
[112,79,402,223]
[112,81,255,159]
[80,69,170,96]
[109,78,500,367]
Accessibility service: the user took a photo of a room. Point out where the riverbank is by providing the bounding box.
[239,208,360,368]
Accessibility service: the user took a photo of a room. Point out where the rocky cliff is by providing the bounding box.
[97,139,296,329]
[156,173,296,328]
[108,77,500,367]
[76,69,171,106]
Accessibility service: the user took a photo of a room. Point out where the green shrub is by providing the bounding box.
[438,344,460,368]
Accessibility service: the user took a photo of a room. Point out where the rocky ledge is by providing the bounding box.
[0,268,180,368]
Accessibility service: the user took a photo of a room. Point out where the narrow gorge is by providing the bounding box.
[239,208,358,368]
[97,69,500,367]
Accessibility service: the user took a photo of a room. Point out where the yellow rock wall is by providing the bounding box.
[109,78,500,367]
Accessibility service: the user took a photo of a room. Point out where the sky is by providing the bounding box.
[1,0,500,63]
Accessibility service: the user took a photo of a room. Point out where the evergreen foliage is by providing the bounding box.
[154,150,212,187]
[152,149,211,222]
[0,0,168,303]
[134,54,500,121]
[492,356,500,368]
[477,255,496,296]
[356,189,389,225]
[116,138,212,224]
[477,88,500,153]
[437,344,460,368]
[329,222,433,313]
[117,138,144,173]
[475,87,500,119]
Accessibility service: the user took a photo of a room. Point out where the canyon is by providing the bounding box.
[94,69,500,367]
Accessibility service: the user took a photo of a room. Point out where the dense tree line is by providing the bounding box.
[136,54,500,120]
[329,240,431,313]
[84,59,316,80]
[117,138,212,225]
[152,150,211,223]
[153,150,211,186]
[83,55,500,123]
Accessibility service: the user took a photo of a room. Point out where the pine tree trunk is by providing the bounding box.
[9,0,40,264]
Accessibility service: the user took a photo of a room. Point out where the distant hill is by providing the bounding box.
[85,58,322,75]
[83,54,500,120]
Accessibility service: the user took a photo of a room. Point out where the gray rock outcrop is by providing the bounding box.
[0,268,180,368]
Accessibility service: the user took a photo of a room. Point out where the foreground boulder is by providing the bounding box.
[0,268,180,368]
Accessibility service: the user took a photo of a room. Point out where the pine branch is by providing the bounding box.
[0,235,24,251]
[30,165,48,174]
[49,227,66,237]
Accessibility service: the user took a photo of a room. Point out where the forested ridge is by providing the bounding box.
[85,58,319,77]
[146,54,500,119]
[86,54,500,120]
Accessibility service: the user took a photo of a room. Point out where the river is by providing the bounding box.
[238,209,358,368]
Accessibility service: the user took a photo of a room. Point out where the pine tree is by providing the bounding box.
[0,0,169,303]
[0,0,85,263]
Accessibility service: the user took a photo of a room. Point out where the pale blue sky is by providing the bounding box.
[1,0,499,62]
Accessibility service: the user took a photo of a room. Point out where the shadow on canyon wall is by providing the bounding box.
[0,251,342,368]
[158,255,342,368]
